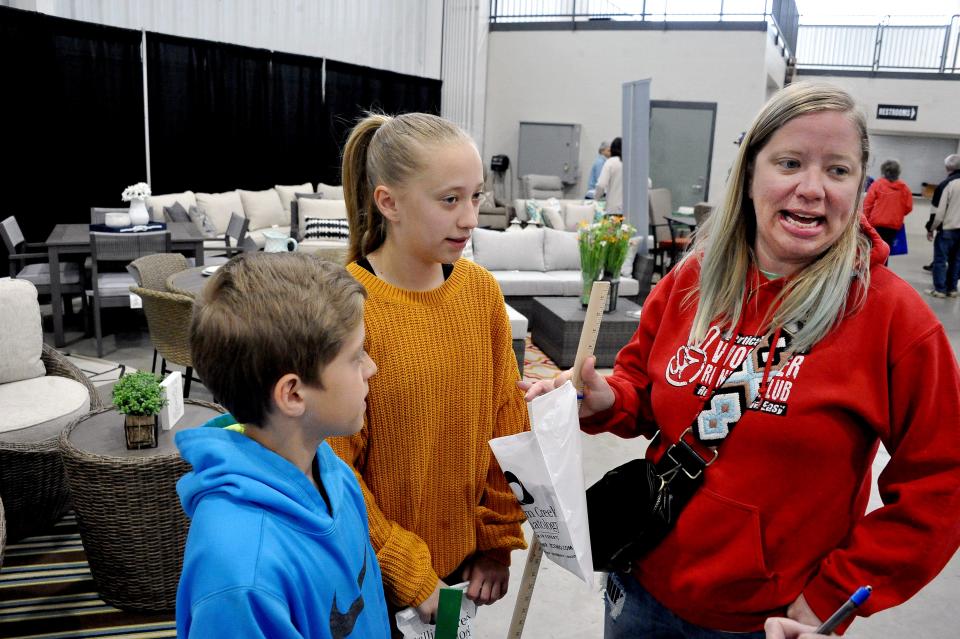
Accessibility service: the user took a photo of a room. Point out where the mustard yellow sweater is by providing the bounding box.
[329,259,529,607]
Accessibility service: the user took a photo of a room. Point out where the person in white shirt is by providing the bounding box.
[595,137,623,214]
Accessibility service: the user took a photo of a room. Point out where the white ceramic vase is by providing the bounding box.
[128,198,150,226]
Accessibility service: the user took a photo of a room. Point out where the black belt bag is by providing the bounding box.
[586,428,719,573]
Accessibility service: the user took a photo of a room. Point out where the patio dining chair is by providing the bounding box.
[648,188,690,275]
[1,215,86,320]
[88,231,170,357]
[205,212,254,265]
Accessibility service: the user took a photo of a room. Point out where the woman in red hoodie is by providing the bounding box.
[522,83,960,638]
[863,159,913,250]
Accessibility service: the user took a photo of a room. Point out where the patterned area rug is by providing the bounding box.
[523,335,561,381]
[0,514,175,638]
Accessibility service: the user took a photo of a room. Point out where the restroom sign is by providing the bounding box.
[876,104,918,121]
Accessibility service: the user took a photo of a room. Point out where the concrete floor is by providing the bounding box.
[44,198,958,637]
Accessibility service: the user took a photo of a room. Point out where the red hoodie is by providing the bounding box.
[863,177,913,230]
[583,221,960,633]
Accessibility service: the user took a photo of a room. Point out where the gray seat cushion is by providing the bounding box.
[545,271,640,296]
[94,272,137,297]
[491,271,566,297]
[17,262,81,286]
[0,376,90,442]
[505,303,528,340]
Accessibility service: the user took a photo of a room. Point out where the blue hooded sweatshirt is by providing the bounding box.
[175,414,390,638]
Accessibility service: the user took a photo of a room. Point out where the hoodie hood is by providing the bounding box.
[860,213,890,268]
[176,414,340,532]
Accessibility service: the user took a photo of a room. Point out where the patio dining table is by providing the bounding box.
[45,222,205,347]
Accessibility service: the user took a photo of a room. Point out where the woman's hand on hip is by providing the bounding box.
[517,356,615,418]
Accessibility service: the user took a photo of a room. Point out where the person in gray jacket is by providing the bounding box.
[925,153,960,297]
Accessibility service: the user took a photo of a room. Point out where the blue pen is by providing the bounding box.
[815,585,872,635]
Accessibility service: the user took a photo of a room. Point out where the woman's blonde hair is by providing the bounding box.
[341,112,474,263]
[686,82,872,354]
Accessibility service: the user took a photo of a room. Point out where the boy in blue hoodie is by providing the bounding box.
[175,252,389,638]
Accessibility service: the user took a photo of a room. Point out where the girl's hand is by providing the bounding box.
[414,579,447,623]
[517,356,615,419]
[461,555,509,605]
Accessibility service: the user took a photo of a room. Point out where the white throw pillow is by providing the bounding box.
[299,198,348,219]
[0,278,45,384]
[146,191,197,223]
[275,182,314,212]
[195,190,245,235]
[562,201,597,231]
[471,227,545,271]
[543,228,581,271]
[317,183,345,200]
[620,235,643,278]
[542,204,564,229]
[238,189,286,231]
[513,199,529,222]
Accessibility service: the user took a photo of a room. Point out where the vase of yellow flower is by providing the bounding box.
[579,215,637,311]
[578,221,606,307]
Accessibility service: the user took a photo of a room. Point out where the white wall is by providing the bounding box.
[484,27,782,204]
[796,72,960,142]
[11,0,443,79]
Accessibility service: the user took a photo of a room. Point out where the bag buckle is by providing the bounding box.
[664,428,718,481]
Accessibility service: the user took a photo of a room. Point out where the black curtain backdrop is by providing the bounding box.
[324,59,443,180]
[146,33,273,194]
[0,6,145,273]
[0,6,442,275]
[270,51,334,186]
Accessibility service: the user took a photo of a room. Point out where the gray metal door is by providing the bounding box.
[649,101,716,208]
[518,122,581,185]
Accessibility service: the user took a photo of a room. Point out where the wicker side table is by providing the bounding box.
[58,400,225,612]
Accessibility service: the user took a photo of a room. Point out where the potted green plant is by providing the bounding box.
[112,371,166,449]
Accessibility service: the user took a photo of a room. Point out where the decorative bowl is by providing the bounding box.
[105,212,131,228]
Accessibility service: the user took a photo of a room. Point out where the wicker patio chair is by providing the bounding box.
[128,253,190,372]
[129,285,199,397]
[128,253,189,292]
[0,344,102,542]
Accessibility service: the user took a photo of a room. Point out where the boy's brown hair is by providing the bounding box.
[190,252,366,425]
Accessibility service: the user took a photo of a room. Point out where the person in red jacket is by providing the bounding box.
[522,83,960,638]
[863,158,913,250]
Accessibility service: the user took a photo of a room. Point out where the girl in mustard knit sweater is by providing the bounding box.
[328,112,529,629]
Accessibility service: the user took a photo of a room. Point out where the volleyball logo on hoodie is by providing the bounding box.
[665,325,807,443]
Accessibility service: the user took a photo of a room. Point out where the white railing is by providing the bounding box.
[796,16,960,73]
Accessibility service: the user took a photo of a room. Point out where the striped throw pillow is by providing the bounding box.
[303,217,350,240]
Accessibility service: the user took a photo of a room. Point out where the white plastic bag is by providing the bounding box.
[489,381,594,582]
[395,583,476,639]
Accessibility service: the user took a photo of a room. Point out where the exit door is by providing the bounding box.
[649,101,716,208]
